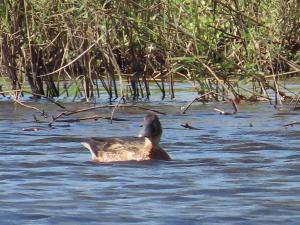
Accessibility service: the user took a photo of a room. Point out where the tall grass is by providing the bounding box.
[0,0,299,102]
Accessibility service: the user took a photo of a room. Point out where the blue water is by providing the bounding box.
[1,99,300,225]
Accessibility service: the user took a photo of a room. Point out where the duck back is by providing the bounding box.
[81,137,145,162]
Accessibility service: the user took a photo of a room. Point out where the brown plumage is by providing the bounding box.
[81,113,171,163]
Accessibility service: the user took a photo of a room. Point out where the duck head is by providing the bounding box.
[138,113,162,144]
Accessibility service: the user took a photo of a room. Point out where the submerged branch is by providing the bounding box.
[48,103,166,126]
[213,108,236,115]
[181,91,238,115]
[11,93,47,116]
[110,96,126,124]
[283,121,300,127]
[180,122,201,130]
[22,91,66,109]
[54,115,129,123]
[181,91,214,114]
[22,127,49,131]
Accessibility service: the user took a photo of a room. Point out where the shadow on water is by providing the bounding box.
[1,100,300,225]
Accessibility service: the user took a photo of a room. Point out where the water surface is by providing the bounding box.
[1,99,300,225]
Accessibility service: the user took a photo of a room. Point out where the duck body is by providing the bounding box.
[81,113,171,163]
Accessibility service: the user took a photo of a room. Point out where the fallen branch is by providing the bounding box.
[133,105,166,115]
[110,96,126,124]
[54,115,129,123]
[182,91,238,115]
[11,95,47,117]
[22,127,49,131]
[213,108,236,115]
[53,104,166,117]
[231,98,238,113]
[22,90,66,109]
[1,90,66,110]
[213,93,239,113]
[181,91,214,114]
[283,121,300,127]
[48,103,162,126]
[180,122,201,130]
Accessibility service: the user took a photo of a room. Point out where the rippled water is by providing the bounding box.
[1,99,300,225]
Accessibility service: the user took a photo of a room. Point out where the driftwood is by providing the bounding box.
[22,91,66,109]
[0,90,66,110]
[213,108,236,115]
[54,115,128,123]
[110,96,126,123]
[10,94,47,117]
[213,97,238,115]
[182,91,239,115]
[48,103,166,127]
[181,91,214,114]
[22,127,48,131]
[180,122,200,130]
[8,93,166,129]
[283,121,300,127]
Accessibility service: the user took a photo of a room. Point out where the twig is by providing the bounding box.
[181,91,214,114]
[12,97,47,117]
[265,70,300,79]
[212,92,239,114]
[278,55,300,71]
[293,106,300,111]
[199,61,227,90]
[48,103,166,126]
[54,115,129,123]
[283,121,300,127]
[22,127,48,131]
[213,108,236,115]
[0,89,66,109]
[180,122,200,130]
[38,37,102,77]
[133,105,166,115]
[22,91,66,109]
[110,96,125,124]
[231,98,238,113]
[215,0,265,27]
[54,104,166,117]
[181,98,198,114]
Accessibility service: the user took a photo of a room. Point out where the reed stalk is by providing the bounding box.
[0,0,299,102]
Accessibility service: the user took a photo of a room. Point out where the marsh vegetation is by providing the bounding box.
[0,0,299,103]
[1,2,300,223]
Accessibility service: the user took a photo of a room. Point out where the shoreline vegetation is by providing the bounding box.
[0,0,299,105]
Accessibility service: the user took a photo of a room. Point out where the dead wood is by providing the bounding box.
[283,121,300,127]
[48,103,166,127]
[180,122,201,130]
[181,91,214,114]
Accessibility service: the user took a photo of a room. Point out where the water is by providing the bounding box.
[1,98,300,225]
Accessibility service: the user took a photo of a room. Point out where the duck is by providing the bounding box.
[81,113,171,162]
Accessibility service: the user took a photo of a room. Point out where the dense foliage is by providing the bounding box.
[0,0,299,101]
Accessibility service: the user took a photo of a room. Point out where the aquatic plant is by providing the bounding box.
[0,0,299,102]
